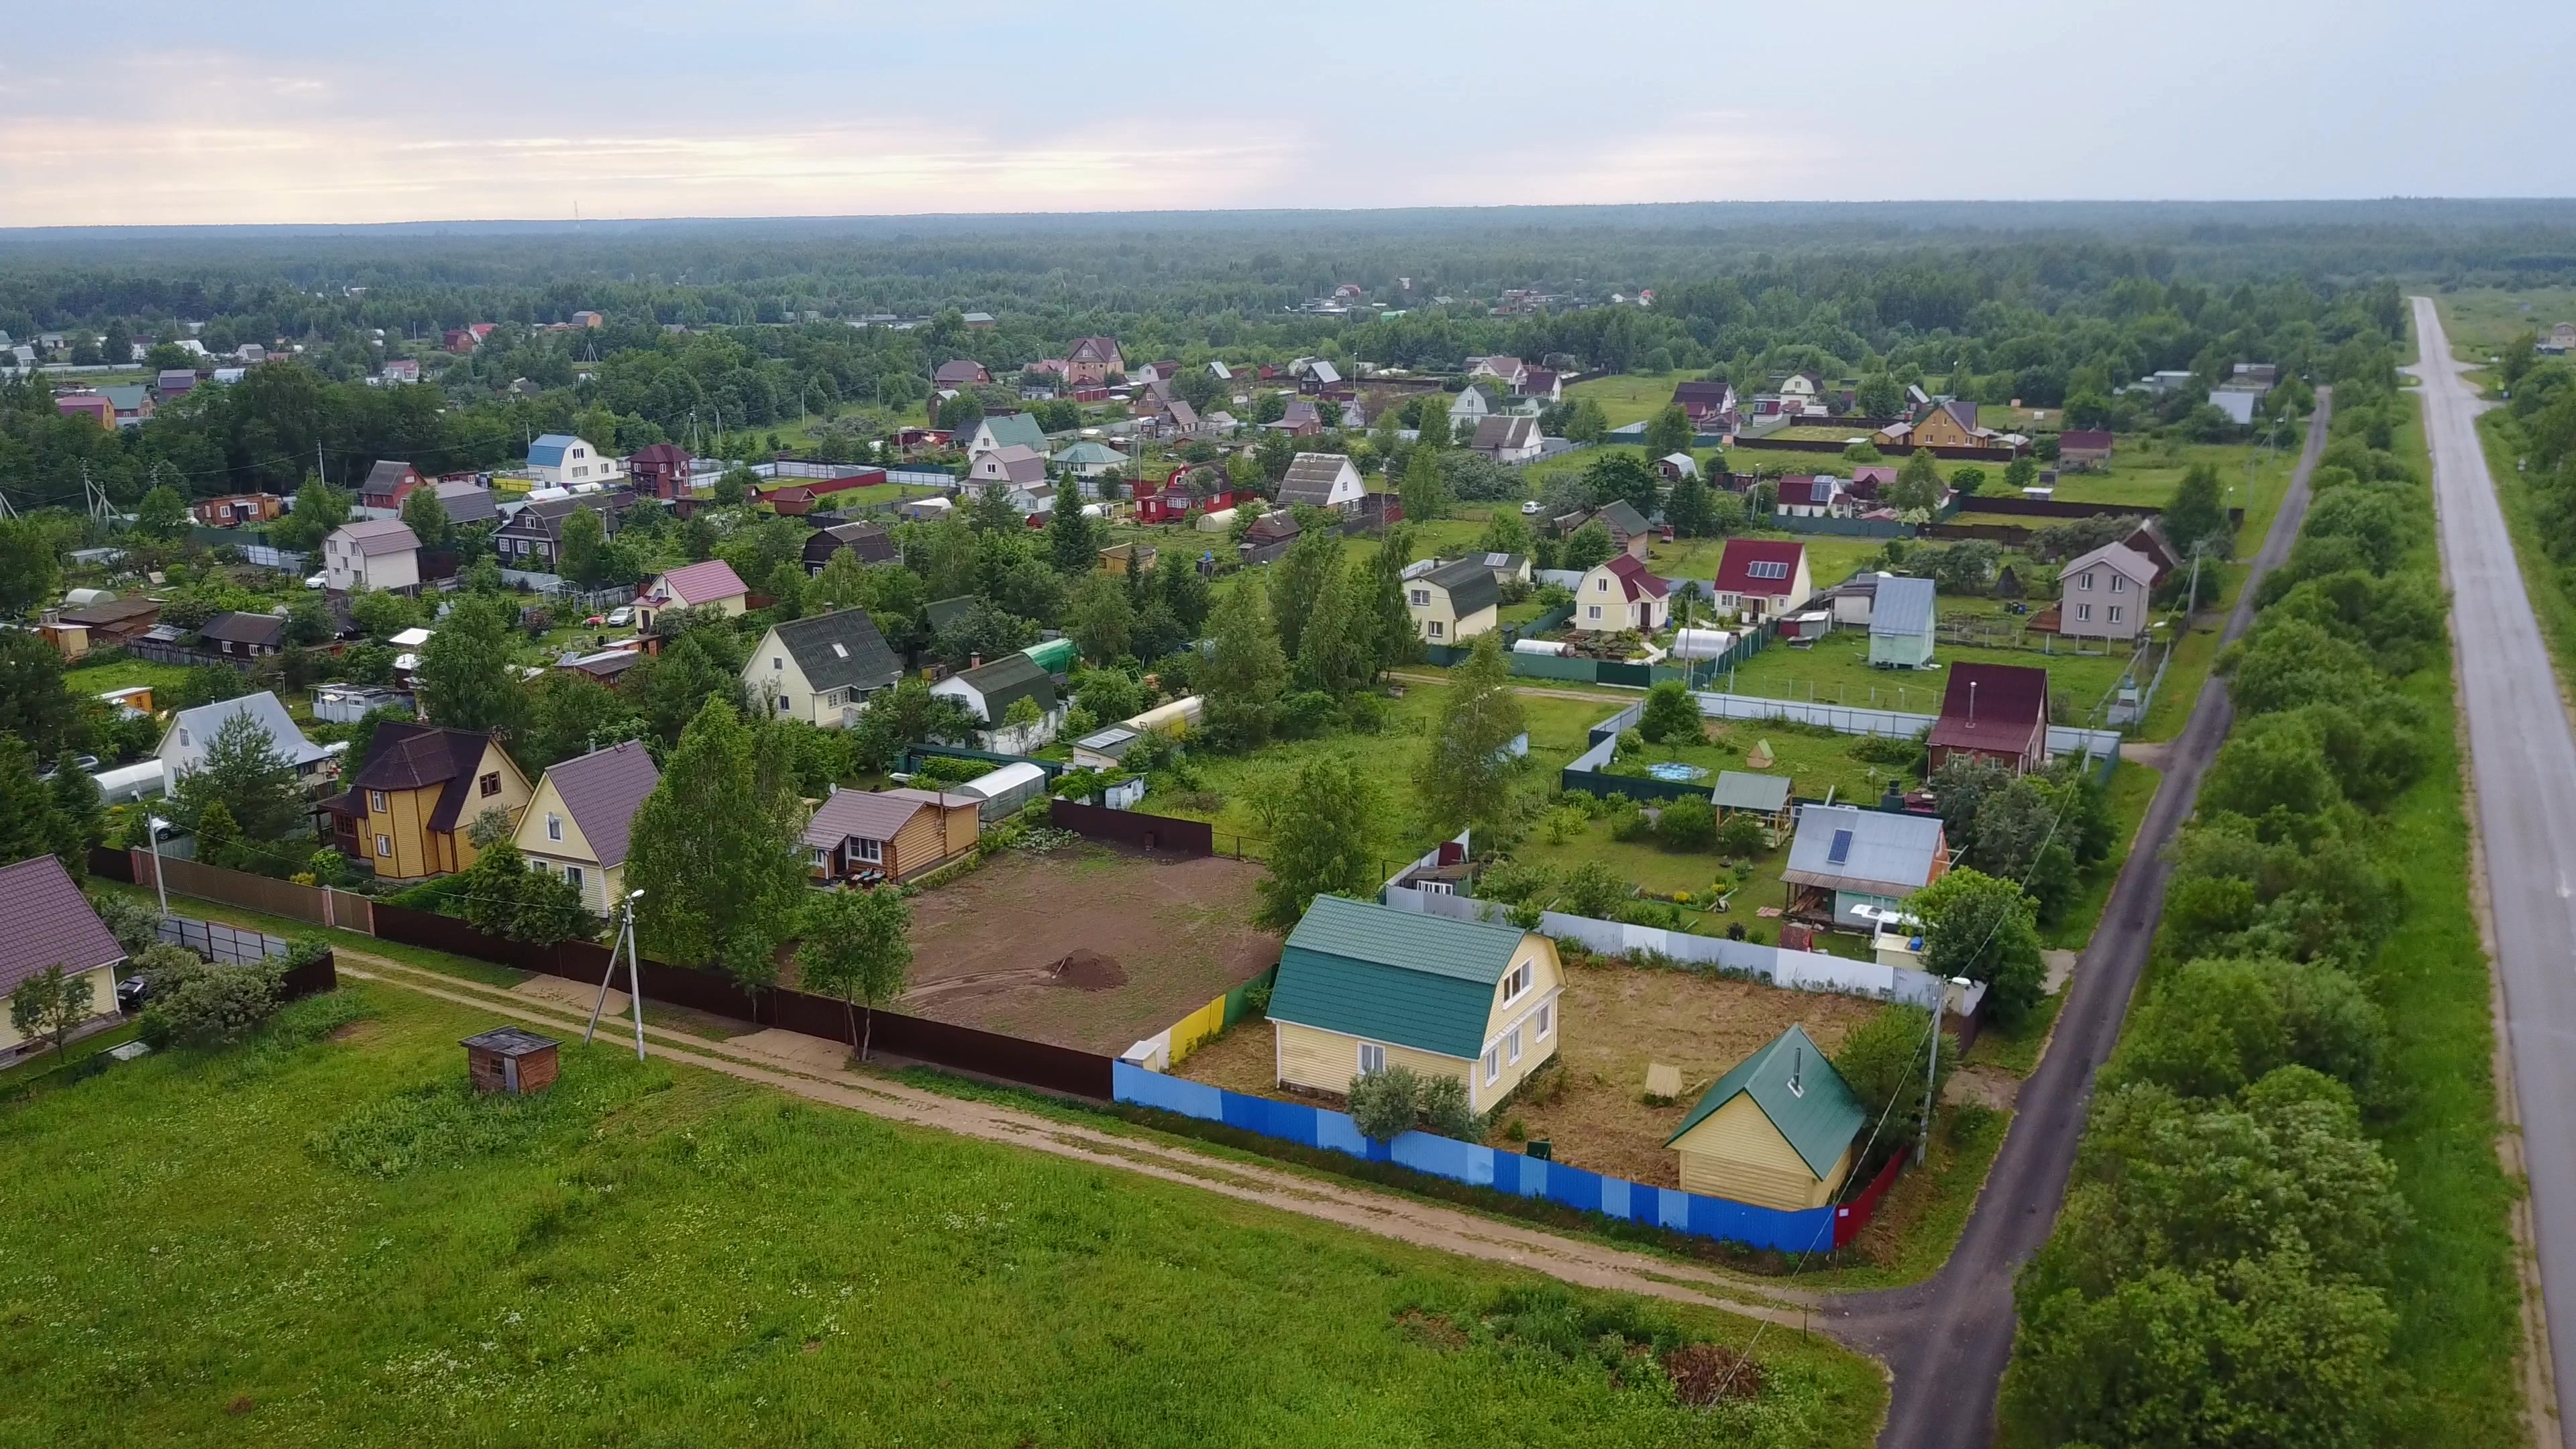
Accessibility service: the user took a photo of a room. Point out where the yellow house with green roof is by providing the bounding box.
[1665,1024,1868,1211]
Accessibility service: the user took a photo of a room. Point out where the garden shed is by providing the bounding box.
[462,1026,560,1095]
[1711,771,1794,833]
[1867,576,1938,669]
[1664,1024,1864,1210]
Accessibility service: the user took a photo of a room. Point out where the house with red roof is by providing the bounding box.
[1927,663,2051,774]
[2057,429,2116,470]
[1573,553,1671,634]
[1775,475,1845,519]
[1712,539,1813,623]
[634,559,749,631]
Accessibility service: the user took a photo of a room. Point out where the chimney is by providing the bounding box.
[1967,680,1977,721]
[969,653,981,669]
[1790,1045,1805,1095]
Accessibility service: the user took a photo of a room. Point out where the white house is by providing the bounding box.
[930,653,1065,753]
[2055,541,2160,642]
[1573,554,1671,633]
[323,519,421,594]
[1447,385,1497,426]
[743,608,904,728]
[525,433,627,488]
[157,690,339,788]
[1276,452,1366,512]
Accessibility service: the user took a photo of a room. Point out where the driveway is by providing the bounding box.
[1824,391,2333,1449]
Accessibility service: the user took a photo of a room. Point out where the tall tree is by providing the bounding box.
[1910,867,2048,1024]
[1069,572,1136,662]
[1643,405,1695,460]
[1293,566,1371,696]
[557,504,606,586]
[173,711,309,853]
[1359,523,1421,678]
[2166,462,2230,559]
[1414,632,1528,840]
[0,632,87,760]
[135,486,191,540]
[0,518,63,619]
[794,887,914,1060]
[415,596,526,737]
[1888,447,1947,514]
[269,478,350,553]
[625,698,809,988]
[629,632,737,747]
[0,740,81,873]
[1664,468,1715,537]
[1046,496,1101,574]
[1399,447,1452,523]
[1268,527,1342,660]
[1252,752,1380,926]
[400,484,453,550]
[1201,580,1288,746]
[1584,451,1662,515]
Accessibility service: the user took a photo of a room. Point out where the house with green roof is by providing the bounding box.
[1268,895,1564,1113]
[1664,1024,1866,1211]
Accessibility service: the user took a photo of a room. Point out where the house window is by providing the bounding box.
[2110,575,2128,594]
[1597,578,1609,591]
[1536,1002,1553,1039]
[178,728,191,747]
[773,656,784,669]
[2078,571,2094,590]
[2108,605,2125,624]
[374,835,392,857]
[811,847,828,868]
[1409,589,1429,606]
[478,771,501,798]
[563,865,583,892]
[855,837,883,863]
[1358,1042,1386,1075]
[1501,961,1533,1004]
[1587,605,1602,621]
[368,790,388,813]
[546,813,563,842]
[1507,1027,1523,1064]
[2076,602,2092,622]
[1483,1047,1500,1085]
[1427,620,1444,639]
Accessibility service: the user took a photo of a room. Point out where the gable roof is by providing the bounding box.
[333,519,420,555]
[933,359,989,384]
[58,594,162,628]
[161,690,332,769]
[771,608,902,695]
[1712,770,1792,814]
[199,611,286,648]
[1421,556,1502,616]
[974,413,1047,451]
[1470,414,1538,449]
[2061,540,2159,586]
[951,651,1055,718]
[2057,429,2115,452]
[1868,576,1937,639]
[1595,552,1670,600]
[344,722,502,833]
[922,595,978,635]
[808,521,896,564]
[431,478,498,526]
[1664,1024,1865,1179]
[538,739,658,870]
[1715,538,1807,594]
[1268,894,1530,1060]
[1931,663,2049,755]
[0,855,124,995]
[361,459,421,496]
[647,559,747,606]
[1067,336,1122,366]
[1588,498,1651,539]
[1779,475,1841,508]
[1052,441,1126,466]
[1782,804,1946,898]
[527,433,586,468]
[1277,451,1357,506]
[802,788,939,849]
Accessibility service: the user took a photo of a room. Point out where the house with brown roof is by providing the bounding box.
[1277,452,1365,512]
[492,494,625,572]
[42,593,162,659]
[1469,414,1542,463]
[1468,356,1527,389]
[327,722,535,880]
[55,392,115,428]
[196,610,288,664]
[1881,399,2002,451]
[322,519,421,594]
[1237,511,1301,565]
[627,442,696,501]
[1065,336,1125,387]
[360,460,426,513]
[1265,399,1324,437]
[634,559,749,631]
[1570,498,1654,559]
[804,521,897,574]
[802,787,982,883]
[0,855,126,1061]
[2056,429,2115,470]
[1927,663,2051,774]
[513,739,658,913]
[1573,553,1670,633]
[1713,539,1813,622]
[934,359,993,388]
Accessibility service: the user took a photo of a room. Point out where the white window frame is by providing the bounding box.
[1426,620,1443,638]
[374,835,392,857]
[1358,1041,1386,1075]
[2075,602,2092,622]
[854,837,883,863]
[2110,574,2128,594]
[2078,571,2094,591]
[1501,960,1532,1004]
[563,865,583,892]
[1409,588,1429,606]
[546,813,563,842]
[1483,1047,1500,1085]
[368,790,388,812]
[1507,1026,1523,1064]
[2107,604,2125,624]
[1536,1002,1553,1039]
[1587,605,1602,621]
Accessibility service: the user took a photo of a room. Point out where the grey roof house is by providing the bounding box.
[1782,804,1949,928]
[1866,576,1937,668]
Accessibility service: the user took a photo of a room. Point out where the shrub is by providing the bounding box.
[1637,682,1701,744]
[1656,795,1716,850]
[1558,859,1629,918]
[1713,812,1768,858]
[1417,1073,1479,1140]
[1347,1065,1423,1141]
[139,958,283,1049]
[85,888,162,957]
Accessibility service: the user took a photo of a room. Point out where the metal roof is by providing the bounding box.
[1712,771,1792,814]
[1868,576,1937,639]
[1781,804,1945,898]
[536,740,658,871]
[1421,557,1501,616]
[1664,1024,1866,1179]
[0,855,124,995]
[769,608,901,696]
[1267,895,1529,1060]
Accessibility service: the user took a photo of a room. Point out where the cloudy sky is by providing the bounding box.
[2,0,2566,227]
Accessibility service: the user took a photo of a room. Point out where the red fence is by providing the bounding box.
[367,902,1115,1099]
[1832,1153,1908,1248]
[1049,800,1214,857]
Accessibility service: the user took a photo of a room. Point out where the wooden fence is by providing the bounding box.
[125,851,375,932]
[367,902,1115,1099]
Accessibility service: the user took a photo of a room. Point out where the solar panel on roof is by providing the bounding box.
[1748,559,1790,580]
[1827,828,1854,865]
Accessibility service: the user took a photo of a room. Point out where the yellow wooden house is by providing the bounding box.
[328,723,534,881]
[1267,895,1564,1116]
[1665,1024,1867,1211]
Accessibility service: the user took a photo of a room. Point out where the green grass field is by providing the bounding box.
[1564,375,1681,429]
[0,984,1884,1447]
[2047,435,2297,511]
[2433,287,2576,354]
[63,653,201,700]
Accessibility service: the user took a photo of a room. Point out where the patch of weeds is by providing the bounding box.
[309,1068,667,1179]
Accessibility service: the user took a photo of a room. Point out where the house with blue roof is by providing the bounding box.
[1267,895,1564,1113]
[1665,1024,1867,1210]
[525,433,625,488]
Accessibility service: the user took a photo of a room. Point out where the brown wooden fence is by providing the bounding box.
[368,902,1115,1099]
[126,851,374,932]
[1049,800,1214,857]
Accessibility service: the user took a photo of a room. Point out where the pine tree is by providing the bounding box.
[1046,495,1100,573]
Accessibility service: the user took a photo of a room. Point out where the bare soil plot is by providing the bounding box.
[1179,956,1888,1189]
[897,844,1280,1055]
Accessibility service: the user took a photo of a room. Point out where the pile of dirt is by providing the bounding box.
[1661,1342,1766,1405]
[1046,949,1128,991]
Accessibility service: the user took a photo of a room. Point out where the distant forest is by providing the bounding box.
[0,200,2554,508]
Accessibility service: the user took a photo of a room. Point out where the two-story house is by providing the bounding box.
[741,608,902,728]
[1573,553,1670,633]
[1064,336,1125,387]
[327,722,534,881]
[322,520,422,594]
[1407,557,1503,645]
[513,739,658,914]
[491,494,625,572]
[1712,538,1813,623]
[525,433,625,488]
[2053,540,2159,641]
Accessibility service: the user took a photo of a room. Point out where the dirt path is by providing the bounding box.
[325,945,1824,1326]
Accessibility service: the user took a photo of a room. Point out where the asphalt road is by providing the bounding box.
[1827,392,2333,1449]
[2409,295,2576,1449]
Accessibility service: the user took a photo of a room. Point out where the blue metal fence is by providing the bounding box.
[1114,1062,1841,1252]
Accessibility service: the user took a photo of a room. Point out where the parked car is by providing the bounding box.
[607,606,634,627]
[1520,500,1544,515]
[115,975,150,1012]
[304,573,327,589]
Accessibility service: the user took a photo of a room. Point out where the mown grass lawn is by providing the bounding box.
[0,983,1885,1448]
[63,653,200,700]
[1566,375,1682,429]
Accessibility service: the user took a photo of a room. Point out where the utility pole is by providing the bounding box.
[1918,976,1972,1165]
[586,890,649,1062]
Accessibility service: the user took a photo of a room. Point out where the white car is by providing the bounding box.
[606,606,634,627]
[1520,499,1544,515]
[304,573,327,589]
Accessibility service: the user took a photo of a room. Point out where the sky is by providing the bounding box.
[2,0,2569,227]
